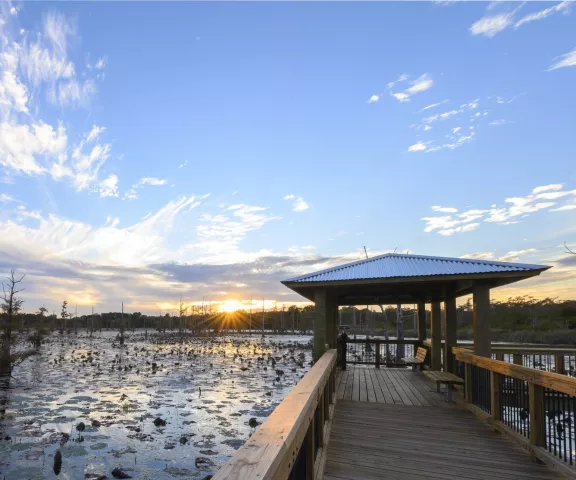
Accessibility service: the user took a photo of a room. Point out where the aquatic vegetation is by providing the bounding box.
[0,331,312,479]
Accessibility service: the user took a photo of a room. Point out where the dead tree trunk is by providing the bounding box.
[1,270,25,376]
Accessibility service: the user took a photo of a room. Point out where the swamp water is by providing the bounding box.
[0,331,313,479]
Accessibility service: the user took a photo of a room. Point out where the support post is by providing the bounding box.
[430,301,442,371]
[555,355,565,375]
[417,302,427,344]
[513,354,523,365]
[490,371,501,422]
[529,383,545,448]
[495,353,504,361]
[304,418,315,479]
[314,289,327,361]
[375,340,381,368]
[444,296,457,374]
[473,285,491,357]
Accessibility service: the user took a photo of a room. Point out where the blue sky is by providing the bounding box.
[0,1,575,314]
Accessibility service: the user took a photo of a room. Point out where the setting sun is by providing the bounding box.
[219,300,242,313]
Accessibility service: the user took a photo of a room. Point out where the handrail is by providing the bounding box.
[455,350,576,396]
[212,349,337,480]
[454,349,576,474]
[345,338,417,345]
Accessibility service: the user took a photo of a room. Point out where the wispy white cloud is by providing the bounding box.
[548,47,576,71]
[0,121,67,175]
[471,2,572,38]
[178,160,188,169]
[87,125,106,143]
[283,194,309,212]
[140,177,167,186]
[124,177,168,200]
[422,183,576,235]
[0,192,15,202]
[367,94,381,104]
[489,119,511,126]
[419,100,448,112]
[390,74,433,102]
[98,173,118,198]
[408,141,429,152]
[498,249,538,262]
[95,56,107,70]
[431,205,458,213]
[460,252,495,260]
[515,1,572,29]
[387,73,409,90]
[470,12,515,37]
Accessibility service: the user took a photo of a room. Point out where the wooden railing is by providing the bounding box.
[455,347,576,475]
[212,349,337,480]
[342,338,421,368]
[427,340,576,376]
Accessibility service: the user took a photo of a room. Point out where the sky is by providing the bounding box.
[0,1,575,315]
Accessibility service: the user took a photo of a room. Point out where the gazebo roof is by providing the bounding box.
[281,253,550,304]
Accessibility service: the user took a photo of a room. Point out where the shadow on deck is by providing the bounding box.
[325,366,563,480]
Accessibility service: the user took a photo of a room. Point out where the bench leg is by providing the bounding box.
[446,384,453,402]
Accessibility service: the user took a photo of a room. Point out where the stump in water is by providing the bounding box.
[53,449,62,475]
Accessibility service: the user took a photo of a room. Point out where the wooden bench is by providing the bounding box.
[423,371,463,402]
[402,346,427,371]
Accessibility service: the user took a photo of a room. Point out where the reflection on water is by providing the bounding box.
[0,331,312,479]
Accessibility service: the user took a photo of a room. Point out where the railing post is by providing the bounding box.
[465,363,473,403]
[340,336,347,371]
[555,355,565,375]
[318,391,325,448]
[529,383,545,448]
[304,416,315,479]
[375,340,381,369]
[495,353,504,361]
[490,371,501,422]
[513,353,523,366]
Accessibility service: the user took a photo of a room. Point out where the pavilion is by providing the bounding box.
[281,253,551,372]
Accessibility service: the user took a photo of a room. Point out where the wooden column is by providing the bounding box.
[473,285,491,358]
[444,296,457,374]
[417,302,427,343]
[529,383,545,447]
[314,289,327,361]
[430,301,442,371]
[490,371,501,422]
[555,355,565,375]
[325,298,338,350]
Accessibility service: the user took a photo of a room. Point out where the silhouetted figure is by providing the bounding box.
[338,330,349,371]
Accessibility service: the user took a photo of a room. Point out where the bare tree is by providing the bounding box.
[60,301,68,335]
[119,302,125,346]
[1,270,25,376]
[30,306,48,349]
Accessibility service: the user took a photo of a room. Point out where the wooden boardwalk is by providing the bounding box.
[336,364,451,406]
[325,366,563,480]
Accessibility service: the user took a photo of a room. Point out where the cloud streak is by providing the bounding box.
[422,183,576,235]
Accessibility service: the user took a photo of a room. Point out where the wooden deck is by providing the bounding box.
[325,366,563,480]
[336,364,451,406]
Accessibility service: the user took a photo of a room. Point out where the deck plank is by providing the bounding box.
[325,399,563,480]
[324,367,563,479]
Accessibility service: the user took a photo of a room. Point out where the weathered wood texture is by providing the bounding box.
[335,365,451,407]
[324,400,563,480]
[212,349,337,480]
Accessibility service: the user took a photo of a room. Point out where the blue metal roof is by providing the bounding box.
[282,253,550,283]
